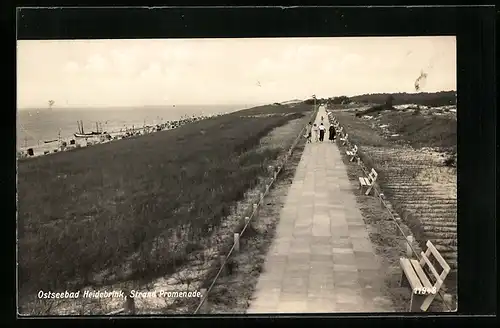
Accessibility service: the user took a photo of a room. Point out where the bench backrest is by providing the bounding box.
[368,168,378,183]
[419,240,451,291]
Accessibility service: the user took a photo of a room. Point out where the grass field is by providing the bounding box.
[17,103,313,303]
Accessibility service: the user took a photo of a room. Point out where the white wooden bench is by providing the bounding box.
[340,133,348,146]
[346,144,358,162]
[399,240,451,312]
[358,168,377,196]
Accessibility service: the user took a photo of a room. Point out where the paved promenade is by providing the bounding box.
[247,106,393,313]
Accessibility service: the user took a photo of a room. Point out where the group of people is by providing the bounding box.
[305,115,336,143]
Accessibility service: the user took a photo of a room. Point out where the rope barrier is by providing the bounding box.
[193,105,319,314]
[330,113,454,312]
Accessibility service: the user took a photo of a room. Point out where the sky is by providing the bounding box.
[17,36,456,109]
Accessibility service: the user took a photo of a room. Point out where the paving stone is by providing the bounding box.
[293,227,313,237]
[312,229,331,237]
[306,298,338,313]
[308,276,335,289]
[333,264,358,272]
[333,271,360,288]
[310,236,332,245]
[334,287,365,305]
[332,253,357,266]
[334,302,367,313]
[331,237,353,249]
[310,253,333,262]
[277,301,308,313]
[310,244,332,255]
[251,290,281,305]
[309,260,334,270]
[332,247,355,255]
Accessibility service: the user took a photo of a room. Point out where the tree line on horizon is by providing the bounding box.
[303,91,456,107]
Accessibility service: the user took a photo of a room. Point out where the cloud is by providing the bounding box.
[85,54,107,72]
[340,54,364,67]
[64,61,80,73]
[110,49,138,72]
[139,62,163,79]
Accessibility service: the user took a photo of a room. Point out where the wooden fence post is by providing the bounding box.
[379,193,385,206]
[123,289,135,314]
[234,233,240,253]
[406,236,414,258]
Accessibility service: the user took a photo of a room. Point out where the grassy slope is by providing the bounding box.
[373,111,457,150]
[17,103,313,298]
[331,108,456,208]
[334,109,456,150]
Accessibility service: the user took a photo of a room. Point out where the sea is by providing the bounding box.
[17,104,256,152]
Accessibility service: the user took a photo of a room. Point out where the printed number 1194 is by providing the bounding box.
[414,287,437,295]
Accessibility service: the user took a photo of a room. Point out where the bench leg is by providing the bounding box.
[359,184,365,195]
[421,293,438,312]
[410,293,426,312]
[365,184,373,196]
[400,271,410,288]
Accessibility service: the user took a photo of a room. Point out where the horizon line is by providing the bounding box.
[16,103,268,110]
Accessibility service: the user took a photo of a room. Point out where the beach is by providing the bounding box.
[17,104,255,150]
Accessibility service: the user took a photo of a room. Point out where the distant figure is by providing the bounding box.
[312,123,319,142]
[318,123,326,142]
[321,116,324,122]
[329,124,336,142]
[306,122,312,143]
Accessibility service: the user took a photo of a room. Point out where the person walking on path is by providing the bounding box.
[318,123,326,142]
[312,123,319,142]
[305,122,312,143]
[329,124,336,142]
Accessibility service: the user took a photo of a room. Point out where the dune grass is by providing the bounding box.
[334,110,456,150]
[375,111,456,149]
[17,103,313,300]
